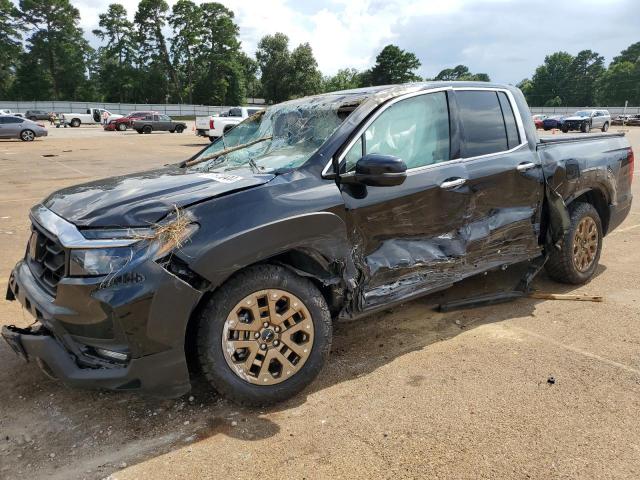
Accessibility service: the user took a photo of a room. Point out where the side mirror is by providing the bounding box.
[341,153,407,187]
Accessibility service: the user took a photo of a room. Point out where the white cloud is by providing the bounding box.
[14,0,640,83]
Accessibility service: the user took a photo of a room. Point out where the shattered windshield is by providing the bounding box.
[188,101,346,173]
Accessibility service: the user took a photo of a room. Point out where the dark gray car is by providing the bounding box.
[24,110,51,121]
[0,116,48,141]
[131,114,187,134]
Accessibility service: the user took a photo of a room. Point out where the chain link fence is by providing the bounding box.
[529,106,640,115]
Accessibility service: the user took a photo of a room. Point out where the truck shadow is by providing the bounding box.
[0,261,608,479]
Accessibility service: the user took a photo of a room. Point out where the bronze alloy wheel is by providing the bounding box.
[221,289,314,385]
[572,216,598,272]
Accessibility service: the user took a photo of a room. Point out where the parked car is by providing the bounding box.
[24,110,50,121]
[3,82,633,406]
[542,115,566,130]
[61,108,123,128]
[195,107,264,142]
[0,109,23,118]
[130,114,187,134]
[0,116,47,141]
[104,111,158,131]
[532,114,547,129]
[613,114,640,126]
[628,115,640,126]
[561,109,611,133]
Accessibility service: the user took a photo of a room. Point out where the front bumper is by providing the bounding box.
[4,257,203,398]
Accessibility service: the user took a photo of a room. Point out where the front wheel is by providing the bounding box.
[117,123,127,131]
[581,122,591,133]
[20,129,35,142]
[545,202,602,284]
[602,122,609,132]
[196,264,332,406]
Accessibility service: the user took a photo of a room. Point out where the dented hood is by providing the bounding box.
[43,165,274,227]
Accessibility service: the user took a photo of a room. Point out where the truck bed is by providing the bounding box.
[537,132,625,145]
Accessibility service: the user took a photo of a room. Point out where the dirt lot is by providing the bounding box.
[1,125,640,480]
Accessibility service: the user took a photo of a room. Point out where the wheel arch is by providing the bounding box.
[566,187,611,234]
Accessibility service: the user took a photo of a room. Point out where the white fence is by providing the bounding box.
[529,106,640,115]
[0,100,265,117]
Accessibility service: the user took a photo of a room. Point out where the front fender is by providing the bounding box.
[187,212,352,289]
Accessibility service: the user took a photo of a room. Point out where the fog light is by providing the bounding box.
[95,348,129,362]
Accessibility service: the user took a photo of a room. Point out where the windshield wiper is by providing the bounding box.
[182,135,273,168]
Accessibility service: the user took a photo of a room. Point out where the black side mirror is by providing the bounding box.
[340,153,407,187]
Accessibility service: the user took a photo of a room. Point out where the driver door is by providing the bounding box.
[338,90,472,310]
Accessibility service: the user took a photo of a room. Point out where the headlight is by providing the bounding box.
[70,247,134,276]
[71,215,199,277]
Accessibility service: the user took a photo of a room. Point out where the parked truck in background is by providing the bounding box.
[61,108,123,127]
[195,106,264,142]
[3,82,633,406]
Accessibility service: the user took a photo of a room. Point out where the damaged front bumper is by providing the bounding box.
[4,257,202,398]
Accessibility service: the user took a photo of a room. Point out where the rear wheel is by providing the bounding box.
[20,130,35,142]
[70,118,80,128]
[28,116,37,121]
[136,129,143,134]
[561,126,569,133]
[169,129,175,133]
[602,122,609,132]
[209,136,216,142]
[175,125,184,133]
[117,123,127,131]
[142,125,152,134]
[196,264,332,406]
[545,202,602,284]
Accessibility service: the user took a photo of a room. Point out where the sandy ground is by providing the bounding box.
[0,124,639,480]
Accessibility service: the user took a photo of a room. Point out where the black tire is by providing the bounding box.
[70,118,80,128]
[117,123,127,131]
[196,264,332,406]
[20,129,35,142]
[209,136,216,142]
[136,129,143,134]
[601,122,609,132]
[561,126,569,133]
[581,122,591,133]
[169,129,175,133]
[545,202,603,285]
[142,125,152,134]
[28,116,37,121]
[175,125,184,133]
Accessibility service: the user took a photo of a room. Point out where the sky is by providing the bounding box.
[38,0,640,84]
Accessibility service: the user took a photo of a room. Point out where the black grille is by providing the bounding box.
[26,224,66,296]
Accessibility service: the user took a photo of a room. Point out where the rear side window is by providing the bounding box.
[457,90,509,157]
[1,117,23,124]
[228,108,242,117]
[497,92,520,149]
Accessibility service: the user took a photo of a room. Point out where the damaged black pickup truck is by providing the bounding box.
[3,82,634,405]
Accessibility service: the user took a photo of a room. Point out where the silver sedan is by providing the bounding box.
[0,116,48,141]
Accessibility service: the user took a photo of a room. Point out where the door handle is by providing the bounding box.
[440,178,466,189]
[516,162,537,172]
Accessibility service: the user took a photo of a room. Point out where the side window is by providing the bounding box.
[153,115,159,121]
[228,108,242,117]
[343,92,450,171]
[457,90,508,157]
[497,92,520,149]
[160,115,170,121]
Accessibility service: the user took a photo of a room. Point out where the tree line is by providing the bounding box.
[0,0,637,107]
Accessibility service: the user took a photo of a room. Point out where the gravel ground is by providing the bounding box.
[0,124,639,480]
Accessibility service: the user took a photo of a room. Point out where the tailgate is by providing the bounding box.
[195,116,211,129]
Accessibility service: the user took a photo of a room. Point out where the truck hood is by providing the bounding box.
[43,166,275,227]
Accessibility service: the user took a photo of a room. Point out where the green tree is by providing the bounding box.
[525,51,574,107]
[169,0,203,104]
[565,50,604,106]
[256,32,291,103]
[239,51,260,101]
[612,42,640,66]
[434,64,490,82]
[192,2,245,105]
[0,0,22,97]
[93,3,137,102]
[135,0,181,101]
[323,68,360,92]
[288,42,322,98]
[596,61,640,106]
[365,45,421,86]
[16,0,94,100]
